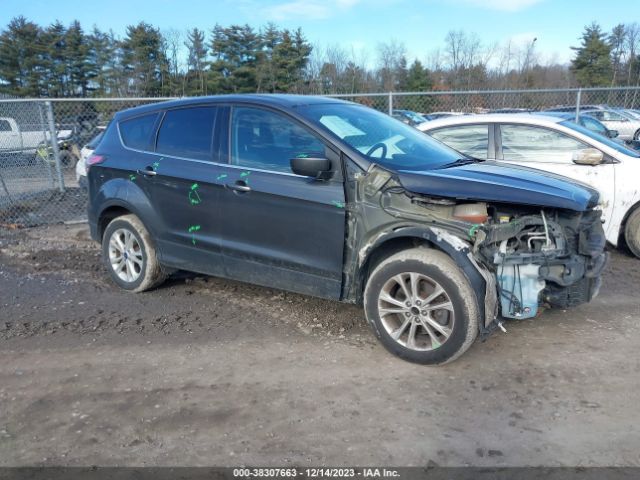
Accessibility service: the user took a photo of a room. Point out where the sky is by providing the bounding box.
[2,0,635,67]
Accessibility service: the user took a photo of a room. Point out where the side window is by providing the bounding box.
[230,106,325,174]
[586,111,603,120]
[156,107,217,161]
[581,117,607,136]
[0,120,11,132]
[500,124,587,163]
[430,124,489,159]
[119,113,158,150]
[602,111,625,121]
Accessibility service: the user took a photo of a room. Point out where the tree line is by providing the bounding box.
[0,16,638,98]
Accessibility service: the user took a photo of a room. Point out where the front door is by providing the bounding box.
[216,105,346,299]
[496,123,616,232]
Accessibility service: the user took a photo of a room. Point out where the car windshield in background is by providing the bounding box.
[560,120,640,158]
[298,103,463,170]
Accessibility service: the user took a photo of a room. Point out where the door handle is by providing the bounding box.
[137,166,157,177]
[226,180,251,193]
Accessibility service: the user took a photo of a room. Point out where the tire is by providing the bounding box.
[363,247,479,365]
[102,214,167,292]
[634,129,640,141]
[624,208,640,259]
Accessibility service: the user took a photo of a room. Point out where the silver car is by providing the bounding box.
[582,108,640,141]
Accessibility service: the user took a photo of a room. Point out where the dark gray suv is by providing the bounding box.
[88,95,607,365]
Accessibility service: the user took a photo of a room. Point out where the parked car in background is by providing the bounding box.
[535,111,619,138]
[426,111,466,120]
[488,108,534,114]
[545,104,605,113]
[87,95,607,365]
[582,108,640,141]
[76,129,105,189]
[419,113,640,257]
[0,117,71,155]
[392,109,432,126]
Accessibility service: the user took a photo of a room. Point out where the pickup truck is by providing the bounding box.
[0,117,71,155]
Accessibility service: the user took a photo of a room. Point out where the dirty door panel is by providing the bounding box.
[141,106,226,275]
[217,105,346,299]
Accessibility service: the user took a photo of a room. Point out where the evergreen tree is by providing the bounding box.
[0,16,45,96]
[209,24,259,93]
[120,22,167,96]
[571,22,613,87]
[42,21,67,97]
[65,20,90,96]
[405,60,432,91]
[185,28,207,95]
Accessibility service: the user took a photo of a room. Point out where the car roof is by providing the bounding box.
[116,94,350,120]
[418,113,564,131]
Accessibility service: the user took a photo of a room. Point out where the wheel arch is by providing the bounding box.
[619,199,640,248]
[355,226,490,332]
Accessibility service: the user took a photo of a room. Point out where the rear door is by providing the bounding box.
[215,105,346,299]
[134,105,227,275]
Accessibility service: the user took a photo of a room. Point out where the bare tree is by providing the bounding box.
[377,39,406,91]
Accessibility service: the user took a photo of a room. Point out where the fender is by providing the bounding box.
[357,225,495,335]
[89,178,167,244]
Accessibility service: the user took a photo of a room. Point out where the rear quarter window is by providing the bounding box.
[119,113,158,150]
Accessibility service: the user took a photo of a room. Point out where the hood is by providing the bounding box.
[397,161,599,212]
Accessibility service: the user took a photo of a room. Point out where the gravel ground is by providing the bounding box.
[0,224,639,467]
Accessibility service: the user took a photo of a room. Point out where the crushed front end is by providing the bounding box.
[472,206,608,321]
[347,164,609,335]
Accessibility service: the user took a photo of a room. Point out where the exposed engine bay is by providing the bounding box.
[347,165,608,333]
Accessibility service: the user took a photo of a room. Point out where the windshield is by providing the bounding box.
[560,120,640,157]
[298,103,463,170]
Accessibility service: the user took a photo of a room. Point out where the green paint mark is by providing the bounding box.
[216,174,228,181]
[468,224,480,240]
[296,153,309,158]
[331,200,345,209]
[129,174,137,181]
[188,183,202,205]
[240,171,251,178]
[152,161,160,171]
[188,224,201,245]
[189,190,201,205]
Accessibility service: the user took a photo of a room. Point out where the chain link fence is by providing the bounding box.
[1,87,639,230]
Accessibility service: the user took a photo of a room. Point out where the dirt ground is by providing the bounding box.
[0,224,639,467]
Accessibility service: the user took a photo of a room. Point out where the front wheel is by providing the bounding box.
[363,247,479,365]
[102,214,167,292]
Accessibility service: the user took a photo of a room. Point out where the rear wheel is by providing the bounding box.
[624,208,640,259]
[363,247,479,365]
[102,214,167,292]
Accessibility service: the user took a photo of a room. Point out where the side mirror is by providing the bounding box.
[572,148,604,166]
[290,156,332,179]
[607,129,619,138]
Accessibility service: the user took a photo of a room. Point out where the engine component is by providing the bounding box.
[497,263,545,319]
[453,203,488,223]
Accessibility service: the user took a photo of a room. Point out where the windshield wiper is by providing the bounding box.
[437,156,485,169]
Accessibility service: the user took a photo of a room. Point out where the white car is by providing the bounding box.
[418,114,640,257]
[75,130,104,189]
[582,109,640,141]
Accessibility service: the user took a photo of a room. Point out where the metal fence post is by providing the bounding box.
[45,100,65,192]
[38,102,55,189]
[575,88,582,123]
[388,92,393,115]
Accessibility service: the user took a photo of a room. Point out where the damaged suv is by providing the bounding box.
[87,95,607,364]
